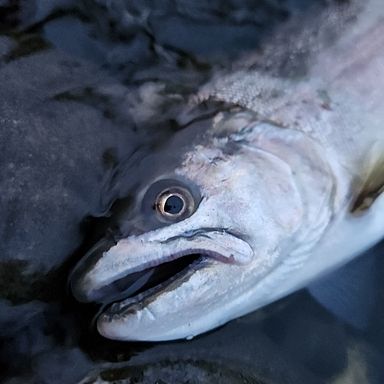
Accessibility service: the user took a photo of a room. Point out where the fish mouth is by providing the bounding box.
[71,229,252,300]
[70,228,254,338]
[99,253,210,318]
[84,249,210,306]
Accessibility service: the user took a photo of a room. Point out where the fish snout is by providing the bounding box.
[69,228,255,340]
[70,237,117,303]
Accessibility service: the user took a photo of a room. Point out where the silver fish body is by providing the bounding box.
[71,0,384,341]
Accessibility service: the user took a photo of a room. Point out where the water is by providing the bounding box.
[0,1,383,383]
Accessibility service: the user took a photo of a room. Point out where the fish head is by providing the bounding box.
[71,116,306,341]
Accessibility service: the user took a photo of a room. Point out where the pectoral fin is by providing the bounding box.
[310,143,384,328]
[308,253,378,330]
[351,148,384,214]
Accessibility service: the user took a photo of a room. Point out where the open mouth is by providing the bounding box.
[90,252,205,306]
[70,237,216,314]
[101,253,210,319]
[71,229,253,321]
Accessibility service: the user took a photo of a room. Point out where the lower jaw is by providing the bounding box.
[99,254,208,318]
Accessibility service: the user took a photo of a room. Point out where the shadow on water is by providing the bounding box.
[0,1,384,383]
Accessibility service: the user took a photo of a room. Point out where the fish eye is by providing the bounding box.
[155,187,194,220]
[141,178,200,225]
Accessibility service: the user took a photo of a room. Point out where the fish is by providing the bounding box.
[70,0,384,341]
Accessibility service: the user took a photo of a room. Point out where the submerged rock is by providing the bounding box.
[0,46,138,300]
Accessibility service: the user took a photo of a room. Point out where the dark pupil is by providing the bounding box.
[164,195,184,215]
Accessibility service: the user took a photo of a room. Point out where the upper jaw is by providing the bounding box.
[71,226,254,305]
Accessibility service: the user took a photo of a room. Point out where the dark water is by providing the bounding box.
[0,1,383,383]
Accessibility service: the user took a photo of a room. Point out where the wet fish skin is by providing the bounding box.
[72,0,384,341]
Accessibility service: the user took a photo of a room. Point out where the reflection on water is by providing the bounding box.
[0,1,383,383]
